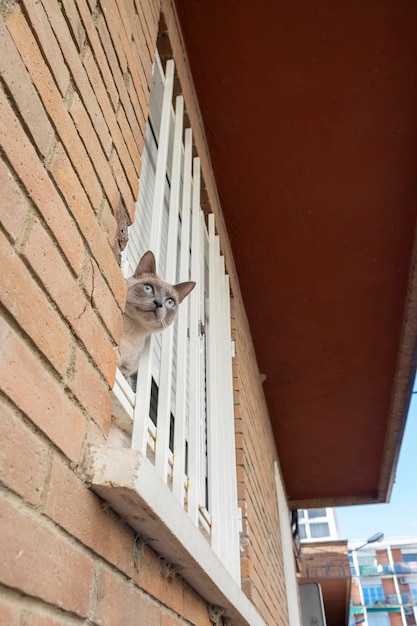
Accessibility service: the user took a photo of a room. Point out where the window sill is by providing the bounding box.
[85,445,265,626]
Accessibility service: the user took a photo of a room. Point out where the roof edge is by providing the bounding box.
[378,225,417,502]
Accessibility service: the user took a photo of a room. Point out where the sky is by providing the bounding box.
[335,388,417,542]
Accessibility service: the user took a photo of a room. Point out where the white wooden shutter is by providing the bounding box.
[113,51,241,585]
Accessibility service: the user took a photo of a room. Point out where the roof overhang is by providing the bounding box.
[173,0,417,507]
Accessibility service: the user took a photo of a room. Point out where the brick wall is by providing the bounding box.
[0,0,222,624]
[231,297,290,626]
[1,0,293,624]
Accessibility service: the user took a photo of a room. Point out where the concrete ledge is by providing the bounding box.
[85,445,266,626]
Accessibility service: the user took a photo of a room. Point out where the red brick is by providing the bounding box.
[146,0,160,26]
[116,104,142,174]
[134,5,155,71]
[0,87,84,275]
[22,219,118,385]
[0,594,21,625]
[0,159,29,242]
[106,0,139,80]
[0,316,86,461]
[69,91,120,213]
[0,231,72,374]
[99,200,119,250]
[119,10,154,118]
[110,148,137,222]
[96,12,146,137]
[98,0,127,73]
[94,568,161,626]
[0,20,55,157]
[132,25,153,102]
[7,4,103,211]
[60,0,85,51]
[127,70,149,146]
[25,613,75,626]
[0,398,49,506]
[183,584,211,626]
[65,300,118,387]
[44,455,136,577]
[20,0,69,96]
[100,16,145,146]
[48,145,127,310]
[22,218,86,315]
[82,256,124,344]
[39,0,112,156]
[126,66,147,143]
[66,346,112,432]
[73,0,119,108]
[82,45,140,190]
[103,0,151,139]
[0,493,94,617]
[161,614,183,626]
[114,0,133,43]
[134,545,184,615]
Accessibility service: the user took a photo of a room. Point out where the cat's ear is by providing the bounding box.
[134,251,157,277]
[174,281,196,303]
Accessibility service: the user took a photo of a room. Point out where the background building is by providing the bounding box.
[298,508,341,541]
[349,537,417,626]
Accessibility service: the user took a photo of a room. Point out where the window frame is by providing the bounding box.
[85,50,265,625]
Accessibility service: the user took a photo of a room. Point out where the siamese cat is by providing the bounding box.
[117,251,195,378]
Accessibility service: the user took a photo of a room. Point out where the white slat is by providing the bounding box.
[154,96,184,480]
[149,59,175,258]
[131,59,175,453]
[186,157,204,525]
[172,128,194,505]
[221,269,240,582]
[206,214,221,552]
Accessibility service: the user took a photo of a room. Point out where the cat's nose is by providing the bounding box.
[154,298,162,308]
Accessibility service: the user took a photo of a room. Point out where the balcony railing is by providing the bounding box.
[305,564,351,579]
[394,562,417,574]
[356,594,417,608]
[358,564,393,575]
[357,562,417,576]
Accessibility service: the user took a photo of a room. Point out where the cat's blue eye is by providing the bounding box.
[143,284,153,294]
[166,298,175,308]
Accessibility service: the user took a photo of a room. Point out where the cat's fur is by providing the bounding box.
[117,251,195,378]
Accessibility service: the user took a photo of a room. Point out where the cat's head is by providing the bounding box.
[125,251,195,333]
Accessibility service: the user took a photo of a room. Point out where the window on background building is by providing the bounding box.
[348,553,357,576]
[310,522,330,538]
[297,507,339,540]
[357,554,377,568]
[367,614,390,626]
[299,523,307,539]
[307,508,326,519]
[362,584,385,605]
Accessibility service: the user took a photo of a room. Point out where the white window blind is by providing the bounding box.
[111,52,240,584]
